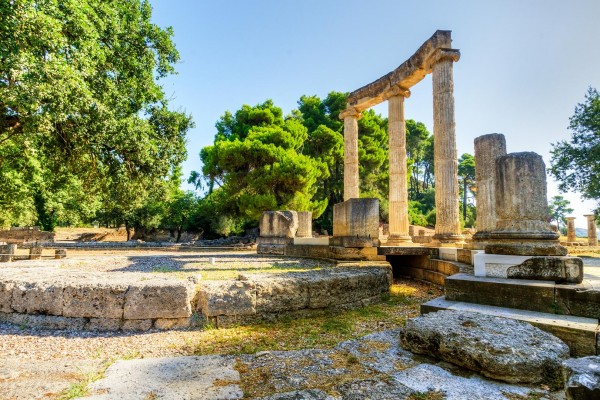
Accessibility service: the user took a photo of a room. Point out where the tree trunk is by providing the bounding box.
[463,181,468,221]
[125,222,132,241]
[176,226,182,243]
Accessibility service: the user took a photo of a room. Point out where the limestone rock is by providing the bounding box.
[196,280,257,317]
[123,280,194,319]
[563,356,600,400]
[84,355,243,399]
[11,281,63,315]
[334,379,413,399]
[507,256,583,283]
[256,389,335,400]
[259,211,298,238]
[0,281,14,313]
[399,310,570,389]
[254,276,309,313]
[62,281,128,319]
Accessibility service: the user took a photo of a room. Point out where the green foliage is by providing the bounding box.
[458,153,476,226]
[548,195,574,233]
[199,100,329,227]
[0,0,192,229]
[550,87,600,211]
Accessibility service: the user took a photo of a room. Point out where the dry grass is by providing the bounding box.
[186,280,442,356]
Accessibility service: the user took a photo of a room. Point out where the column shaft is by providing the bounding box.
[585,215,598,246]
[343,113,360,201]
[473,134,507,236]
[387,95,412,244]
[432,58,462,242]
[566,217,576,243]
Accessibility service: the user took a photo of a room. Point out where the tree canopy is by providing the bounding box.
[550,87,600,212]
[0,0,192,229]
[548,195,574,234]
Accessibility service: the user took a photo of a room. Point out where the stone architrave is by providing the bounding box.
[340,107,362,201]
[485,152,567,256]
[296,212,313,238]
[472,134,507,245]
[384,86,412,245]
[566,217,576,243]
[429,48,463,244]
[585,214,598,246]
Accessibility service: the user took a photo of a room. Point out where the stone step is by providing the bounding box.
[421,296,599,356]
[445,273,558,314]
[445,273,600,320]
[429,259,473,275]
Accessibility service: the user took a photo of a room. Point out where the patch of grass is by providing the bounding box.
[187,281,442,357]
[408,390,445,400]
[59,370,104,400]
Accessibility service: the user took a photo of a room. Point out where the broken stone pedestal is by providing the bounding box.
[257,211,299,255]
[586,214,598,247]
[474,253,583,283]
[485,152,567,257]
[331,198,380,247]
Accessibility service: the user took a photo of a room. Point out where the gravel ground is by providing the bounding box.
[6,250,331,280]
[0,249,338,399]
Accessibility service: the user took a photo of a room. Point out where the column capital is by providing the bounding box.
[566,216,576,220]
[584,214,596,219]
[382,85,411,101]
[426,48,460,69]
[339,107,362,120]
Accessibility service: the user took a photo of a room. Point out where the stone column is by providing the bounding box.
[585,214,598,246]
[385,86,412,245]
[566,217,576,243]
[340,107,362,201]
[485,152,566,256]
[429,49,463,244]
[472,134,507,245]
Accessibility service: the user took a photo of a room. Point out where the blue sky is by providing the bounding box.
[149,0,600,228]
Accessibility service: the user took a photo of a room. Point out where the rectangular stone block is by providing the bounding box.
[283,244,331,259]
[445,274,557,314]
[254,276,309,313]
[0,312,87,330]
[55,248,67,259]
[154,317,191,330]
[29,246,43,260]
[11,281,64,316]
[0,281,14,313]
[123,281,194,319]
[122,319,153,331]
[87,318,123,331]
[292,237,330,246]
[256,244,286,255]
[0,244,16,262]
[259,211,298,238]
[296,211,312,238]
[62,282,128,319]
[438,247,458,262]
[332,198,379,244]
[307,267,391,309]
[196,280,256,317]
[555,285,600,319]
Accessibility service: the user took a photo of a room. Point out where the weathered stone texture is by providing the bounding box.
[341,108,361,201]
[563,356,600,400]
[400,310,570,389]
[0,244,16,262]
[506,256,583,283]
[62,281,128,319]
[586,214,598,247]
[386,91,412,245]
[333,198,379,245]
[431,51,462,243]
[487,152,566,256]
[11,281,63,315]
[259,211,299,239]
[473,133,506,235]
[123,281,194,319]
[567,217,577,243]
[296,212,312,238]
[197,280,257,317]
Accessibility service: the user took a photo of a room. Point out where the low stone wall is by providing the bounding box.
[196,265,392,327]
[0,267,196,331]
[0,227,55,244]
[0,265,392,331]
